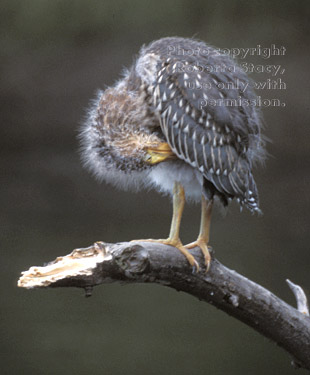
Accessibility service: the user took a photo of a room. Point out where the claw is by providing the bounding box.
[185,239,211,272]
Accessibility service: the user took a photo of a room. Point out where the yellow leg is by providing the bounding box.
[131,181,199,272]
[167,181,185,242]
[185,195,212,271]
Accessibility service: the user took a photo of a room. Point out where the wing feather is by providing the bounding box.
[136,38,262,210]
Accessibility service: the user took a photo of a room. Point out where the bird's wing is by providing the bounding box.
[136,47,260,210]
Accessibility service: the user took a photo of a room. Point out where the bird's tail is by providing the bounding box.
[244,173,261,214]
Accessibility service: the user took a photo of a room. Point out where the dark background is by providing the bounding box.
[1,1,309,374]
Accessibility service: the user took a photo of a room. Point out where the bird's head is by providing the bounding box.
[79,84,172,190]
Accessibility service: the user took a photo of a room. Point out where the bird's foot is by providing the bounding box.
[185,239,211,272]
[130,238,199,272]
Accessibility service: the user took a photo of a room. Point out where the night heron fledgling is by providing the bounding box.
[81,37,265,271]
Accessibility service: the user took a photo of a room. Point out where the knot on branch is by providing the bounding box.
[113,244,150,277]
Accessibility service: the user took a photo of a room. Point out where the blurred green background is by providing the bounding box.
[1,0,309,374]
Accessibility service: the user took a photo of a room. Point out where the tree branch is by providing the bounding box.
[18,241,310,370]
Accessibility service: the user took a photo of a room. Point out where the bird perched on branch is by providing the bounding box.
[80,37,265,272]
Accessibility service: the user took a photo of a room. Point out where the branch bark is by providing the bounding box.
[18,241,310,369]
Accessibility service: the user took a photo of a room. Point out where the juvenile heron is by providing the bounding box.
[80,37,265,271]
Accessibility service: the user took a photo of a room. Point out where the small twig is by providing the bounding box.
[18,241,310,370]
[286,279,309,316]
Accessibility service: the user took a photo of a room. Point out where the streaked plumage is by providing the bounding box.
[80,37,265,271]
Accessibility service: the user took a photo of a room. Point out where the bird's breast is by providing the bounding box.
[147,160,202,202]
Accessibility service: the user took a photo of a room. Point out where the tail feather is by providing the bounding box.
[244,173,261,214]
